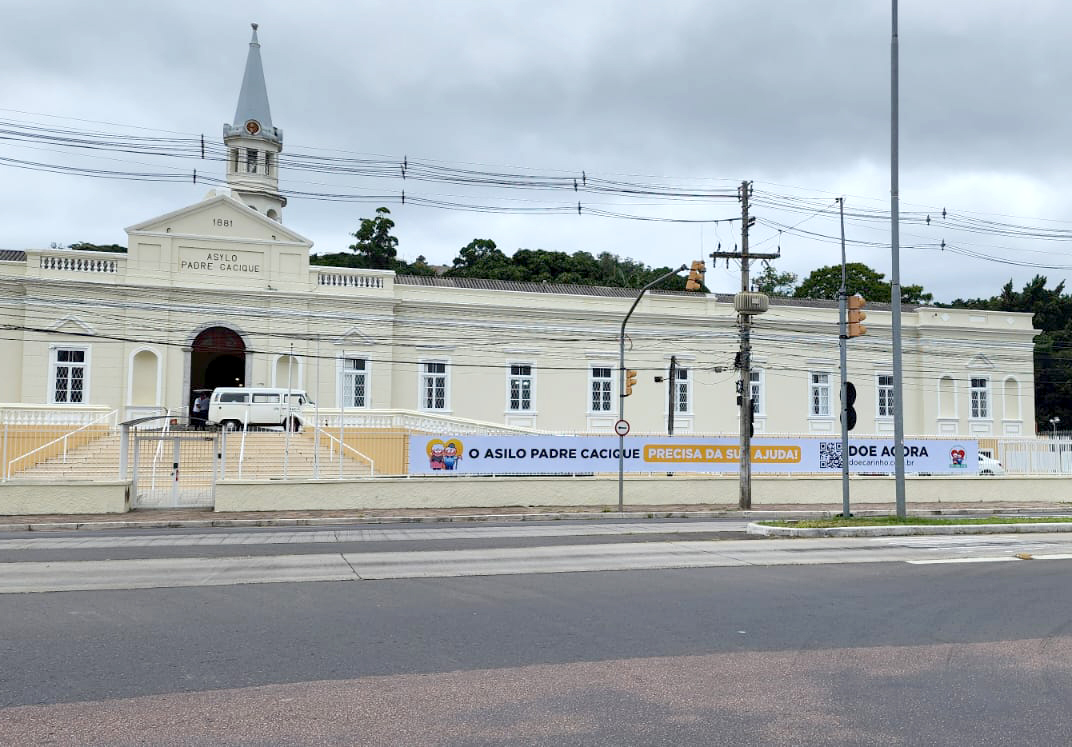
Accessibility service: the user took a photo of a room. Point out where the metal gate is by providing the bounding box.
[131,428,219,508]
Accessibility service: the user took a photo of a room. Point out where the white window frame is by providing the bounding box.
[809,371,831,417]
[338,355,370,409]
[49,345,90,404]
[970,377,991,420]
[672,365,691,415]
[589,365,614,413]
[246,148,258,174]
[420,359,450,412]
[876,373,895,419]
[749,369,765,416]
[507,362,535,412]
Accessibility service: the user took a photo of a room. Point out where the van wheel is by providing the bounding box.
[222,420,240,431]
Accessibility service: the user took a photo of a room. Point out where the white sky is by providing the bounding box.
[2,0,1071,302]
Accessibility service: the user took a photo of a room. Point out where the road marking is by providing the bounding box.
[907,557,1021,565]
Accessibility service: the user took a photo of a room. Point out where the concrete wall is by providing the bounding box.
[214,475,1072,513]
[0,481,130,515]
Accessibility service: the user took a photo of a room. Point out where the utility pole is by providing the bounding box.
[711,181,777,510]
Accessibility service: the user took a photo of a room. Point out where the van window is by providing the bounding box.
[219,392,249,403]
[285,394,306,406]
[252,393,280,403]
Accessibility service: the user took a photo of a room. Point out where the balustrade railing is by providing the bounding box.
[311,267,390,291]
[38,255,121,274]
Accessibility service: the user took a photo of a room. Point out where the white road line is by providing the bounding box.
[907,557,1022,565]
[1026,553,1072,560]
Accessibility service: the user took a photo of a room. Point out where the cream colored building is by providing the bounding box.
[0,28,1039,439]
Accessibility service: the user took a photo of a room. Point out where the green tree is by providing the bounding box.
[445,239,519,280]
[396,254,438,277]
[753,264,797,296]
[348,207,398,269]
[68,241,127,253]
[794,263,932,305]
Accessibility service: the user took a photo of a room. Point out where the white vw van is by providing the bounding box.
[207,388,312,431]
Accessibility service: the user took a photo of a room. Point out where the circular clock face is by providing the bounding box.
[244,120,261,135]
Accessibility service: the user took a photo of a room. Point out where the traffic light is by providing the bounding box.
[847,295,867,337]
[624,369,637,397]
[685,260,706,291]
[842,381,858,432]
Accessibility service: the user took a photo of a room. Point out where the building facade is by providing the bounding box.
[0,28,1039,438]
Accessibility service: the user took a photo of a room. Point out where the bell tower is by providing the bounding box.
[223,23,286,221]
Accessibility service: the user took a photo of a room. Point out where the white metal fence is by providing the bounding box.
[999,438,1072,475]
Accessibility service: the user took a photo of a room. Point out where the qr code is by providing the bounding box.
[819,441,842,469]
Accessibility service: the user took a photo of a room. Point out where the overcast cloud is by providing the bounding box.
[2,0,1070,301]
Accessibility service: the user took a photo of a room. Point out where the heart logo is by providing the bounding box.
[950,448,965,464]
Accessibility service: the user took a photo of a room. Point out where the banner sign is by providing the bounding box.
[409,436,978,476]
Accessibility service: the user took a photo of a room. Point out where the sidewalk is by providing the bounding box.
[2,501,1068,532]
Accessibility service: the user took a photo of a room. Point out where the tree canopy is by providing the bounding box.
[752,264,797,297]
[68,241,127,253]
[793,263,933,305]
[348,207,399,270]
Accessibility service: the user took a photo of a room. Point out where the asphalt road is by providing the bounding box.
[2,520,1072,745]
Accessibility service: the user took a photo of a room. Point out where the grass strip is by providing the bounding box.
[761,516,1072,529]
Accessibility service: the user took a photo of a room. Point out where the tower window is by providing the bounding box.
[246,149,258,174]
[265,152,272,176]
[231,148,239,173]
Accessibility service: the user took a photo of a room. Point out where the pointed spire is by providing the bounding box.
[232,22,273,133]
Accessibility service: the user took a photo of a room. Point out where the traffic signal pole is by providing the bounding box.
[617,264,689,512]
[838,198,851,517]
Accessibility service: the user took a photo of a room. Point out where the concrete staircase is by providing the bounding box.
[9,429,373,481]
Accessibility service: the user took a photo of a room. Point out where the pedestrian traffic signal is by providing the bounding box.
[624,369,638,396]
[686,260,706,291]
[842,381,858,432]
[847,295,867,337]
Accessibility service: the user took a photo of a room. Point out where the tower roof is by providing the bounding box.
[224,23,282,144]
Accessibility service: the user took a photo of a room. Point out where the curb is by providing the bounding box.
[747,521,1072,538]
[0,506,1066,533]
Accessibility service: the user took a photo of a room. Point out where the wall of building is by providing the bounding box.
[0,193,1038,437]
[214,474,1072,512]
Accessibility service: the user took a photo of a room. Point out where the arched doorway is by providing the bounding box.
[190,326,246,416]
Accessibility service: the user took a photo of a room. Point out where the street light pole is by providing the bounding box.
[618,265,687,512]
[890,0,907,517]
